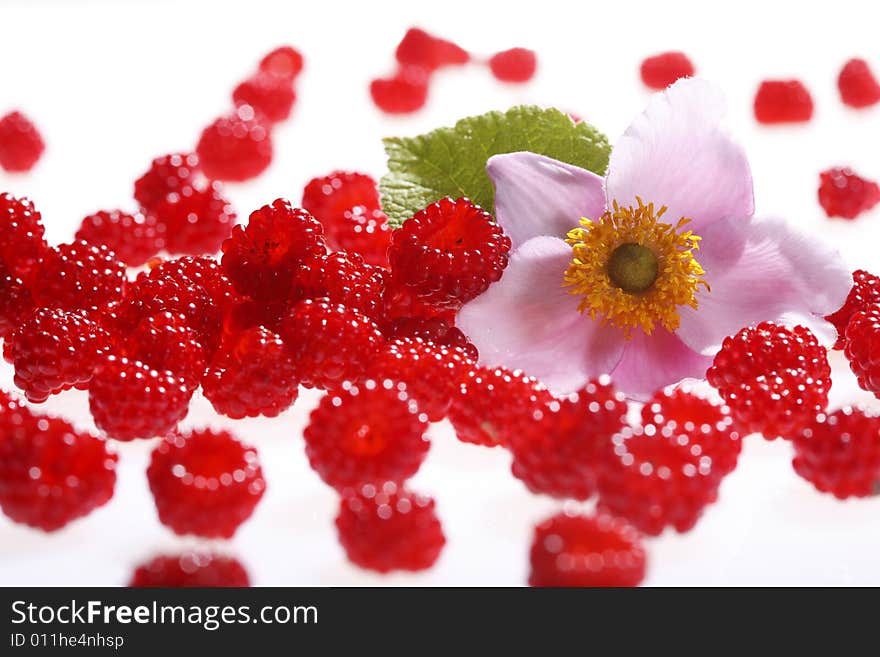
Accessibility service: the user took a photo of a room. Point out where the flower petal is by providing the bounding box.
[605,78,754,232]
[486,152,606,250]
[676,215,852,352]
[610,329,714,401]
[456,235,625,394]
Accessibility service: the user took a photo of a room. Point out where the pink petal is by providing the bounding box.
[676,215,852,352]
[456,235,625,394]
[605,78,754,232]
[486,152,606,250]
[610,329,714,401]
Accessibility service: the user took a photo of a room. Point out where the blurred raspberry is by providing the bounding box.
[336,482,445,573]
[838,58,880,109]
[134,153,201,213]
[639,52,695,90]
[147,429,265,538]
[153,184,236,255]
[196,105,273,182]
[395,28,470,71]
[259,46,304,81]
[818,167,880,220]
[754,80,814,124]
[76,209,167,267]
[488,48,538,83]
[130,552,250,587]
[233,73,296,123]
[0,110,44,172]
[370,67,430,114]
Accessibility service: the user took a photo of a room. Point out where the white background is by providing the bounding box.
[1,0,880,586]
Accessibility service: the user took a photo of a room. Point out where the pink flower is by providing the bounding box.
[457,79,851,399]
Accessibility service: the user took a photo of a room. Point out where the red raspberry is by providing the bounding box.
[379,277,456,326]
[825,270,880,350]
[639,51,695,90]
[233,73,296,124]
[792,407,880,499]
[10,308,112,403]
[32,240,126,312]
[844,304,880,397]
[754,80,814,124]
[130,552,250,587]
[335,482,445,573]
[488,48,538,83]
[706,322,831,439]
[221,199,326,301]
[76,209,166,267]
[367,337,474,421]
[222,297,287,335]
[294,251,385,318]
[0,260,33,338]
[510,379,627,500]
[202,326,299,419]
[89,356,192,441]
[124,311,207,390]
[449,366,551,448]
[153,184,236,255]
[395,28,470,71]
[389,198,510,309]
[597,424,723,536]
[370,67,430,114]
[280,298,384,389]
[304,379,429,490]
[151,255,238,315]
[382,316,478,360]
[528,512,646,587]
[134,153,201,213]
[0,110,45,172]
[0,406,117,531]
[837,58,880,109]
[259,46,304,81]
[301,171,391,267]
[818,167,880,220]
[147,429,265,538]
[196,105,273,182]
[0,193,47,278]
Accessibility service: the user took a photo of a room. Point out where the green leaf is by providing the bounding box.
[379,105,611,227]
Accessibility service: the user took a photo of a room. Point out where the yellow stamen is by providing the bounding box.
[563,198,707,337]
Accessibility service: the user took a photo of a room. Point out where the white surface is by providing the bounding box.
[1,0,880,586]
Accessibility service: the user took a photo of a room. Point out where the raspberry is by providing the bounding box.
[528,512,646,587]
[379,277,456,326]
[837,58,880,109]
[130,552,250,587]
[792,407,880,499]
[301,171,391,267]
[304,379,429,490]
[222,298,287,335]
[370,67,429,114]
[151,255,238,314]
[89,356,192,441]
[449,366,551,447]
[818,167,880,220]
[706,322,831,439]
[509,379,626,500]
[825,270,880,350]
[335,482,445,573]
[32,241,126,312]
[844,304,880,397]
[76,209,167,267]
[202,326,299,419]
[221,199,326,301]
[0,260,33,338]
[389,198,510,309]
[382,316,478,360]
[597,424,723,536]
[124,311,207,390]
[196,105,272,182]
[395,28,470,71]
[294,251,385,318]
[134,153,201,213]
[639,51,695,90]
[0,110,45,172]
[259,46,304,81]
[153,184,236,255]
[0,193,47,278]
[488,48,538,83]
[233,73,296,123]
[367,337,474,421]
[641,387,742,477]
[279,298,384,389]
[0,406,117,531]
[10,308,112,403]
[147,429,265,538]
[754,80,814,124]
